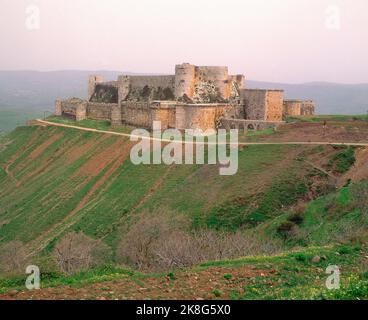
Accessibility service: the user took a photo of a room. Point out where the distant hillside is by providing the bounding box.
[1,71,368,123]
[0,71,126,110]
[0,71,134,132]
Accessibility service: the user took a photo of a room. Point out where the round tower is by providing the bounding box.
[174,63,196,99]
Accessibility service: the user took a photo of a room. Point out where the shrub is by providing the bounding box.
[116,210,188,271]
[277,221,299,239]
[117,210,282,272]
[224,274,233,280]
[53,232,111,274]
[0,241,29,275]
[167,272,176,281]
[212,289,223,297]
[293,253,308,262]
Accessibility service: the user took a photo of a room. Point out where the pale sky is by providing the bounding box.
[1,0,367,83]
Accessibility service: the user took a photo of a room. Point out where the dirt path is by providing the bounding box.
[33,119,368,147]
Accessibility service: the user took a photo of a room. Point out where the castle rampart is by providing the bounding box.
[283,99,316,117]
[283,100,303,117]
[55,62,315,132]
[240,89,284,121]
[88,75,105,101]
[301,100,315,116]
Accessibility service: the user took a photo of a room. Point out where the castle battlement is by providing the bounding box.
[55,63,315,131]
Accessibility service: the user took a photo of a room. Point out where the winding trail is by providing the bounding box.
[34,119,368,147]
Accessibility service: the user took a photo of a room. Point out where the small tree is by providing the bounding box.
[54,232,111,274]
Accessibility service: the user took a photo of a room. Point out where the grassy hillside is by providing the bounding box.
[0,125,309,250]
[1,121,368,299]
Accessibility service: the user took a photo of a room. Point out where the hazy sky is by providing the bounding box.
[1,0,367,83]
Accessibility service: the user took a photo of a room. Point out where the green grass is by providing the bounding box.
[1,245,366,300]
[287,114,368,123]
[261,179,368,248]
[206,173,308,230]
[328,146,356,173]
[1,123,368,299]
[200,245,366,300]
[46,116,133,134]
[0,125,307,253]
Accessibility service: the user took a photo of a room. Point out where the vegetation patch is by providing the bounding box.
[328,146,356,173]
[206,174,308,231]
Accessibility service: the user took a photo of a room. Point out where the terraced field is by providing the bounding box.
[0,125,310,251]
[1,118,368,300]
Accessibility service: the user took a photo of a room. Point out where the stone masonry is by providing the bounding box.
[55,63,316,131]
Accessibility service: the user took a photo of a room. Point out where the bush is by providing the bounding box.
[0,241,29,275]
[117,210,282,272]
[53,232,111,274]
[277,221,299,239]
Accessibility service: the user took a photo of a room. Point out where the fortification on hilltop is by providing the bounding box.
[55,63,316,131]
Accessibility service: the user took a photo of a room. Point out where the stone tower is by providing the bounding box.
[174,63,196,99]
[88,75,105,101]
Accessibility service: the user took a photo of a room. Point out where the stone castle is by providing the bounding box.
[55,63,315,132]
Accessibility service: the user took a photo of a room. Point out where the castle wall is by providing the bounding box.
[151,101,176,129]
[129,75,175,90]
[56,98,87,121]
[196,66,231,99]
[174,64,243,102]
[176,104,232,131]
[76,102,87,121]
[241,89,267,120]
[121,101,152,128]
[87,102,117,121]
[229,75,246,90]
[111,105,122,126]
[283,100,303,117]
[55,100,62,116]
[301,100,315,116]
[265,91,284,121]
[117,75,131,103]
[88,75,105,101]
[241,89,284,121]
